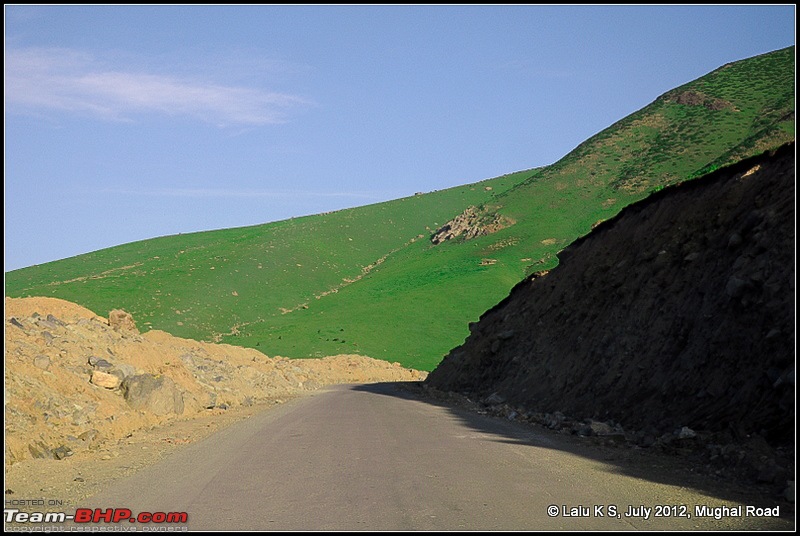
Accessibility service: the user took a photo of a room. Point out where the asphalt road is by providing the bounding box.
[77,383,792,531]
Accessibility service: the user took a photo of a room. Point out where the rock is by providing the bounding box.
[725,276,749,299]
[9,317,24,329]
[498,330,515,340]
[199,391,217,409]
[588,420,616,436]
[756,461,784,484]
[677,426,697,439]
[28,441,52,459]
[639,434,657,448]
[304,379,322,391]
[430,206,512,245]
[77,429,99,443]
[72,409,90,426]
[667,90,733,111]
[46,314,66,326]
[110,363,137,381]
[670,90,705,106]
[741,210,763,233]
[484,392,505,405]
[121,374,184,415]
[33,355,51,370]
[656,433,676,446]
[545,411,565,429]
[91,370,121,390]
[108,309,139,334]
[706,375,727,398]
[683,252,700,262]
[36,319,61,330]
[52,446,73,460]
[766,367,782,384]
[765,328,781,340]
[92,359,114,370]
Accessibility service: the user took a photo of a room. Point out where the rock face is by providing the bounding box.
[426,143,794,449]
[430,206,513,245]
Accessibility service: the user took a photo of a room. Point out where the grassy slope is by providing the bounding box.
[6,46,794,371]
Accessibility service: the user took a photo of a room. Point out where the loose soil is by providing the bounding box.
[4,296,426,505]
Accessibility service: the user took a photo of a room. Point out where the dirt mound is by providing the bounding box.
[426,143,794,489]
[4,297,426,466]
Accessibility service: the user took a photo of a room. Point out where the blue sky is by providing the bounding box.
[4,5,796,271]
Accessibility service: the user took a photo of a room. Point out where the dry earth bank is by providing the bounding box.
[4,296,425,503]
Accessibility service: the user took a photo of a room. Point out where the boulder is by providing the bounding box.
[484,392,505,405]
[588,420,616,436]
[77,429,99,444]
[108,309,138,334]
[33,355,51,370]
[28,442,52,459]
[110,363,137,381]
[121,374,184,415]
[90,370,121,389]
[52,446,73,460]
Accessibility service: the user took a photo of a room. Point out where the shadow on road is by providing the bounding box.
[351,381,793,516]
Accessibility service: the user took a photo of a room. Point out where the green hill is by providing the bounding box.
[6,46,794,371]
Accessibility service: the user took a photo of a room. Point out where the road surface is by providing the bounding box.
[74,383,791,530]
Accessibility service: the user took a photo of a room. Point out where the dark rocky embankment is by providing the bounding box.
[426,142,795,493]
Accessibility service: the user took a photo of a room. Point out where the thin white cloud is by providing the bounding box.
[5,47,312,125]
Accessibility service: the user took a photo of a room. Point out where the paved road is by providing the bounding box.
[78,383,791,531]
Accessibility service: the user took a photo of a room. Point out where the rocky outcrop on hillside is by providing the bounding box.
[662,89,735,111]
[431,206,514,245]
[4,297,426,466]
[426,143,794,491]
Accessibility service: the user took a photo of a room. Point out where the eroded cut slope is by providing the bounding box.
[426,143,794,475]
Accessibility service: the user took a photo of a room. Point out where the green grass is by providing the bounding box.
[6,46,795,371]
